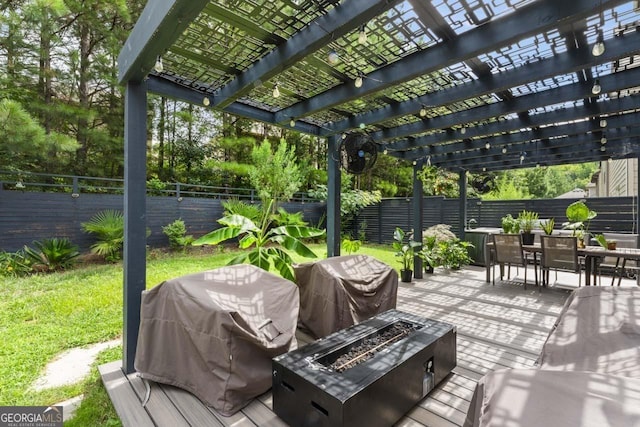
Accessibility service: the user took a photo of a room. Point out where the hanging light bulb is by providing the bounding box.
[485,142,491,149]
[341,133,347,140]
[600,146,606,152]
[359,123,366,129]
[383,148,388,155]
[202,97,210,106]
[419,106,427,117]
[327,50,339,65]
[412,160,417,166]
[290,118,296,127]
[592,30,605,57]
[354,73,363,88]
[601,135,607,144]
[520,154,525,164]
[592,79,601,95]
[600,118,607,127]
[273,84,281,98]
[461,126,467,135]
[502,147,507,154]
[358,26,368,45]
[427,156,431,166]
[154,56,163,73]
[482,167,486,172]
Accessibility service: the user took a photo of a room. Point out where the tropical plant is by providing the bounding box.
[517,210,539,233]
[437,239,474,269]
[81,210,124,262]
[540,218,555,235]
[593,234,608,249]
[562,200,597,238]
[162,219,194,251]
[392,228,421,271]
[422,224,473,269]
[192,200,325,281]
[341,238,362,255]
[23,238,79,272]
[501,214,520,234]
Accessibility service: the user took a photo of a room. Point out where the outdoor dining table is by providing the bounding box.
[484,242,640,287]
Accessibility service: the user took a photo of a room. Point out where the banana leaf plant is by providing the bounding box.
[193,201,325,282]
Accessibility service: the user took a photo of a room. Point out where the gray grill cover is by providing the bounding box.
[294,255,398,338]
[134,264,299,415]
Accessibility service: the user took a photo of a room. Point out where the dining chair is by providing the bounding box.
[492,233,537,289]
[597,235,639,286]
[540,235,581,287]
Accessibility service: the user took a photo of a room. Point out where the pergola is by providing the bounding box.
[118,0,640,373]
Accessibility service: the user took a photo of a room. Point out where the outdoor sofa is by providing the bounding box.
[464,286,640,427]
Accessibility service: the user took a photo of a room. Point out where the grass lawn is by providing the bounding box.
[0,243,397,425]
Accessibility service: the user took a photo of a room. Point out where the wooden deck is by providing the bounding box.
[100,266,572,427]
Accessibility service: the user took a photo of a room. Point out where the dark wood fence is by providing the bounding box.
[355,196,638,243]
[1,190,637,253]
[0,192,326,252]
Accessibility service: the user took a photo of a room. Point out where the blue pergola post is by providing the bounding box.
[412,161,424,278]
[459,170,468,240]
[327,135,341,257]
[122,81,147,374]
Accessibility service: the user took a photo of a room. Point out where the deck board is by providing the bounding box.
[100,266,570,427]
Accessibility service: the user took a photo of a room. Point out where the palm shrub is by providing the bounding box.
[162,219,194,251]
[221,198,263,223]
[23,238,79,272]
[193,200,325,281]
[271,207,307,227]
[81,210,124,262]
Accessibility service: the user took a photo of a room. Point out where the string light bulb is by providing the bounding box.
[154,56,163,73]
[601,135,607,144]
[273,84,281,98]
[502,147,507,154]
[327,50,339,65]
[461,126,467,135]
[591,79,601,95]
[608,157,613,163]
[290,118,295,127]
[600,146,606,152]
[485,142,491,149]
[354,74,363,88]
[358,26,368,45]
[202,97,210,106]
[383,148,388,155]
[412,160,417,166]
[600,118,607,127]
[592,30,605,57]
[427,156,431,166]
[419,106,427,117]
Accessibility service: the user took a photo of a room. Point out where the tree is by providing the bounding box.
[249,139,302,212]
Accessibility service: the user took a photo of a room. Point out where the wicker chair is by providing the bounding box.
[492,233,537,289]
[540,235,581,287]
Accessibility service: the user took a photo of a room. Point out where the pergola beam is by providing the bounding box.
[324,29,640,136]
[117,0,210,84]
[212,0,403,109]
[146,76,322,135]
[275,0,625,124]
[399,111,640,160]
[386,96,640,157]
[381,65,640,146]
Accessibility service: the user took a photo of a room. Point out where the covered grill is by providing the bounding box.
[294,255,398,338]
[134,264,299,415]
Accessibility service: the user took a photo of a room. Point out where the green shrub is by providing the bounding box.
[162,219,194,251]
[23,238,79,272]
[0,250,32,277]
[81,210,124,262]
[341,238,362,255]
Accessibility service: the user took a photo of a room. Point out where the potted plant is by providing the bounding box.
[540,218,555,235]
[517,210,538,245]
[393,227,421,282]
[501,214,520,234]
[594,234,617,250]
[420,235,439,274]
[562,200,597,248]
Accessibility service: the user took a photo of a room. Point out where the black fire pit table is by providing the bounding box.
[272,309,456,427]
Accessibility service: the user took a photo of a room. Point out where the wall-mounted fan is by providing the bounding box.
[338,133,378,174]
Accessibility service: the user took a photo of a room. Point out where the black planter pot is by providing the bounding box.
[425,265,434,274]
[400,269,413,283]
[522,232,535,245]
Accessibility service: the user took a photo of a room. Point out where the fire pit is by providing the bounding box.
[272,309,456,427]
